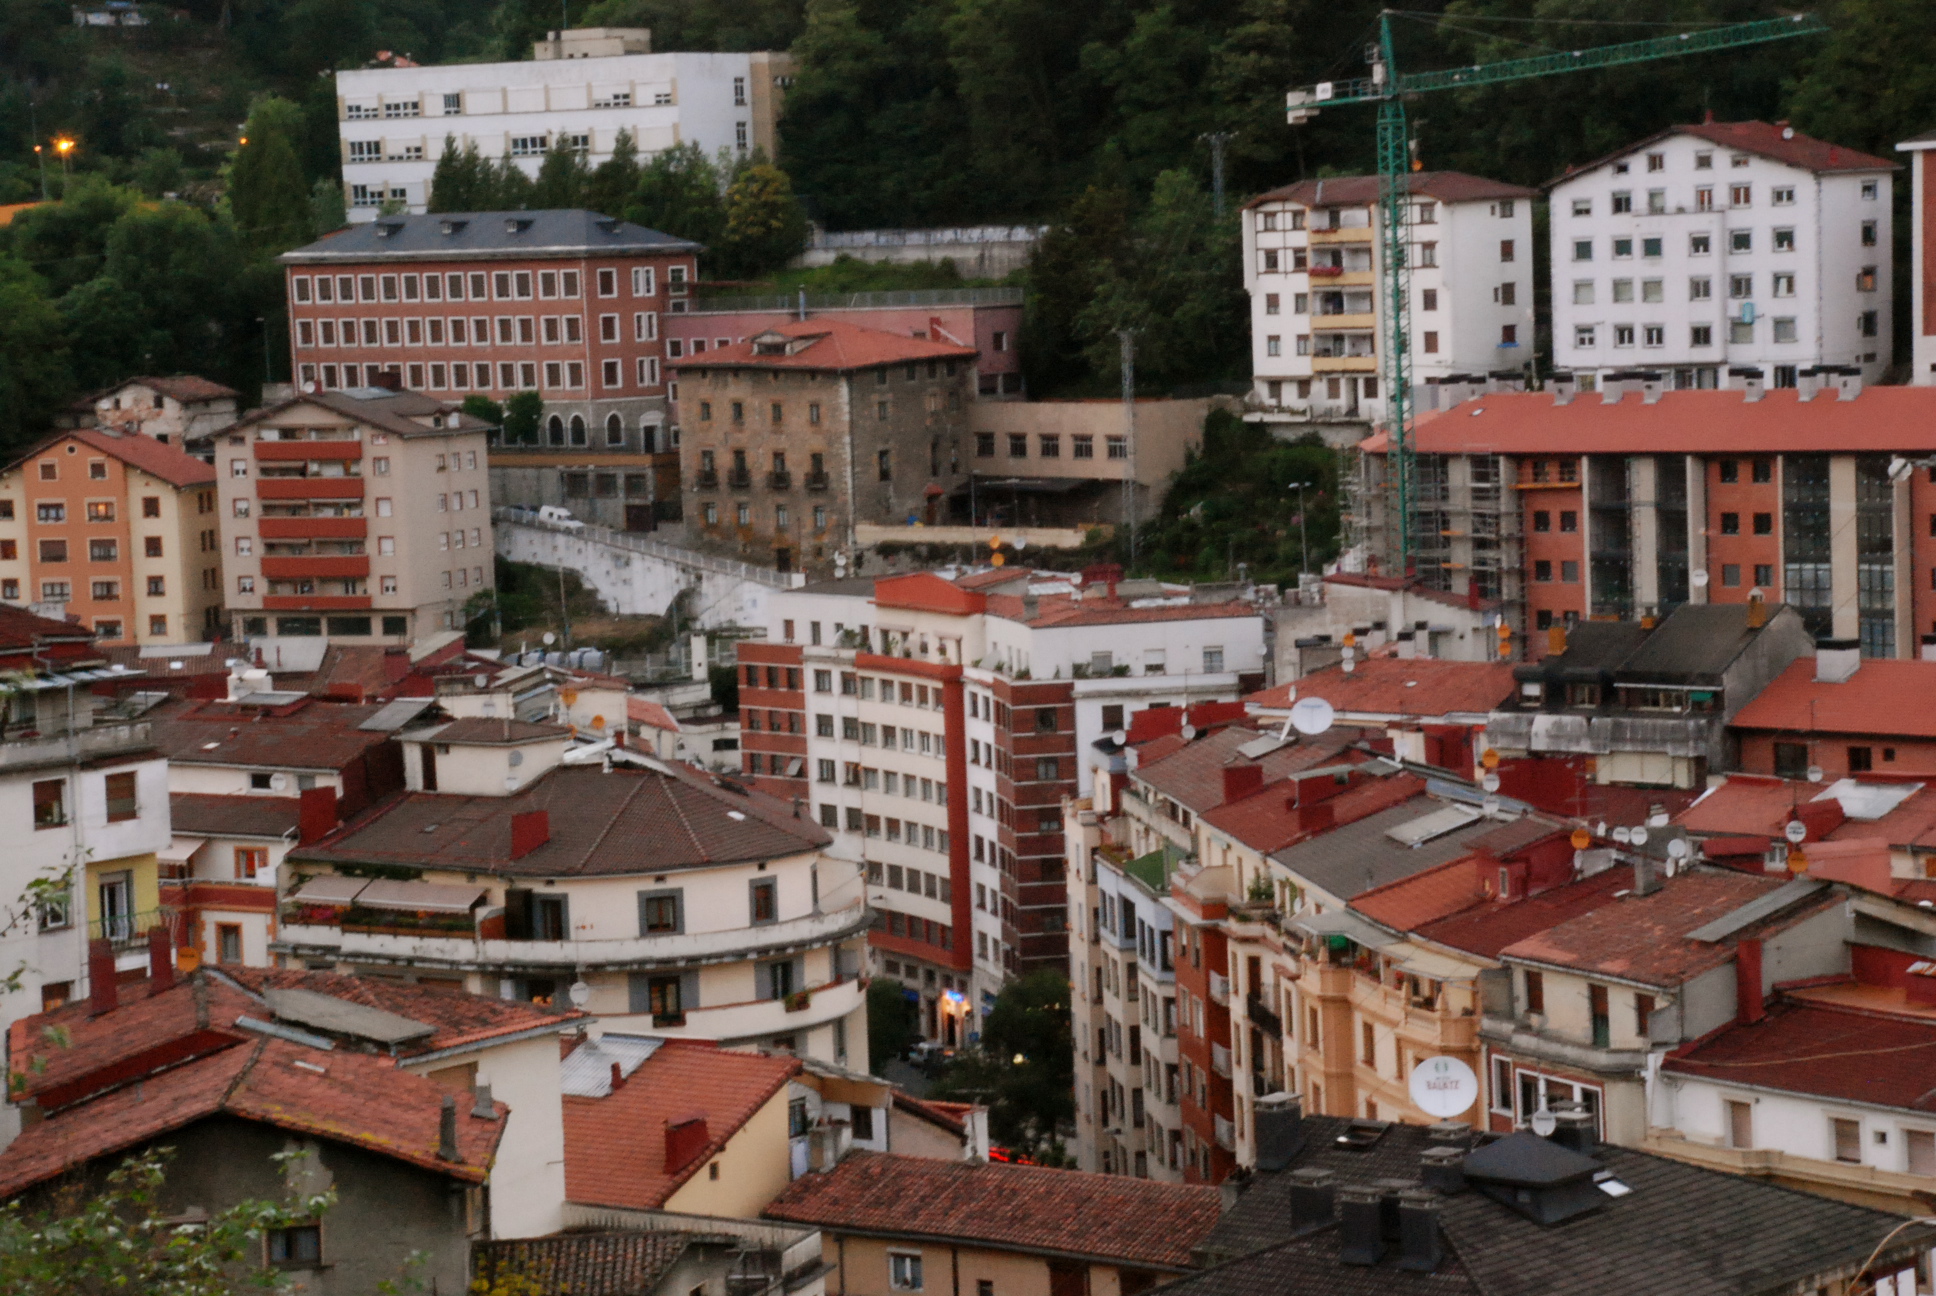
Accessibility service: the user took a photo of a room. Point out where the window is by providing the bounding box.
[1611,191,1633,214]
[267,1225,322,1268]
[1689,276,1712,301]
[1908,1129,1936,1177]
[1573,239,1593,262]
[1523,969,1544,1014]
[1574,325,1596,349]
[1612,279,1634,304]
[750,878,778,925]
[1535,560,1553,582]
[1731,183,1751,206]
[1773,318,1797,344]
[1690,324,1712,347]
[1727,1100,1753,1150]
[105,771,138,822]
[639,889,683,934]
[1849,746,1874,774]
[32,779,65,829]
[1834,1118,1863,1164]
[1690,232,1711,255]
[1859,266,1879,292]
[889,1253,924,1291]
[1721,512,1740,536]
[1730,229,1752,253]
[1612,237,1632,259]
[1862,219,1878,248]
[1571,198,1591,217]
[1561,561,1579,583]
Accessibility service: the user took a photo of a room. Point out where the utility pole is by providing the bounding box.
[1199,131,1235,220]
[1118,329,1138,571]
[1288,481,1311,578]
[557,564,573,650]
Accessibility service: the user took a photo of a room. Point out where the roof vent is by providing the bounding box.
[505,218,533,235]
[374,220,405,239]
[1288,1167,1337,1232]
[1336,1185,1385,1265]
[1548,372,1577,406]
[595,217,621,234]
[440,219,468,236]
[1728,365,1765,402]
[1253,1092,1303,1171]
[437,1094,461,1162]
[1815,636,1861,684]
[1460,1130,1608,1225]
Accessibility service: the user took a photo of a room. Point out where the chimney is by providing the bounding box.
[1921,634,1936,663]
[87,939,118,1016]
[1549,1105,1597,1156]
[1336,1185,1386,1265]
[1632,853,1661,897]
[1640,372,1665,404]
[1549,372,1578,406]
[1833,366,1863,400]
[147,925,174,992]
[471,1082,497,1120]
[1299,798,1338,835]
[1796,367,1823,402]
[1466,577,1482,612]
[1221,761,1265,804]
[665,1114,711,1173]
[1729,366,1765,402]
[298,786,338,845]
[1253,1092,1303,1171]
[1736,936,1766,1024]
[1393,630,1415,659]
[610,1060,624,1092]
[1814,637,1861,684]
[510,809,551,859]
[1745,590,1767,629]
[1547,623,1567,657]
[1419,1146,1466,1195]
[1022,590,1039,621]
[438,1094,461,1161]
[1599,375,1627,405]
[1395,1189,1444,1272]
[1288,1167,1337,1232]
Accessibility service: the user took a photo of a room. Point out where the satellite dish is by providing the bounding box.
[1666,837,1691,860]
[1481,772,1501,793]
[1690,569,1710,588]
[1289,696,1335,735]
[568,979,592,1009]
[1628,827,1649,846]
[509,750,524,767]
[1784,819,1808,845]
[1806,765,1824,784]
[1111,729,1128,745]
[1530,1106,1558,1138]
[1013,537,1028,551]
[1611,826,1632,844]
[542,632,557,646]
[269,773,288,791]
[1180,723,1198,741]
[1483,795,1502,816]
[475,673,490,688]
[1408,1057,1479,1119]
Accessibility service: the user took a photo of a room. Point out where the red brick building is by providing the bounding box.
[281,209,696,456]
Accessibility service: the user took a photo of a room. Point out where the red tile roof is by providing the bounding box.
[1244,171,1537,210]
[418,717,571,745]
[1730,658,1936,739]
[1663,998,1936,1110]
[983,591,1258,628]
[627,696,681,732]
[1132,725,1357,816]
[148,696,400,771]
[101,375,240,404]
[1375,388,1936,458]
[1200,770,1425,856]
[876,571,987,615]
[1678,775,1817,839]
[763,1152,1221,1270]
[563,1041,799,1210]
[4,427,217,489]
[1499,869,1821,987]
[169,792,303,839]
[217,967,574,1054]
[672,318,976,373]
[0,1036,505,1199]
[0,602,97,653]
[1247,658,1517,719]
[1389,863,1636,960]
[1558,121,1897,182]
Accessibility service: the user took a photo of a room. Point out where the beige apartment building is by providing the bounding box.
[0,428,223,645]
[220,388,494,646]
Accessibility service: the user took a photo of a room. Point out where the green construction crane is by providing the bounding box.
[1285,11,1829,577]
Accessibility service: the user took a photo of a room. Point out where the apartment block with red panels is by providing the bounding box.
[1170,891,1237,1184]
[737,641,808,802]
[983,676,1077,972]
[1703,453,1783,605]
[1517,454,1587,649]
[280,210,697,453]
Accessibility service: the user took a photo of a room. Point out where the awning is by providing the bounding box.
[951,475,1094,497]
[354,879,486,914]
[1392,945,1479,982]
[289,876,369,906]
[159,836,205,865]
[1288,909,1397,949]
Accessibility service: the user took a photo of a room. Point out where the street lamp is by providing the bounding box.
[1287,482,1312,577]
[53,137,74,181]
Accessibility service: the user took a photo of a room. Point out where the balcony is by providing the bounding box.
[255,441,362,461]
[0,721,153,772]
[804,472,830,493]
[1312,356,1378,373]
[262,595,373,610]
[89,907,169,953]
[1246,992,1282,1040]
[1308,227,1374,245]
[259,517,367,540]
[1208,971,1230,1005]
[726,469,753,490]
[257,478,366,500]
[1213,1114,1235,1151]
[1311,312,1377,330]
[767,470,791,491]
[1210,1042,1232,1078]
[696,469,719,490]
[261,555,371,580]
[274,899,871,972]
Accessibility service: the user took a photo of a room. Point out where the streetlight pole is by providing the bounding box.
[1117,329,1138,570]
[1288,482,1310,577]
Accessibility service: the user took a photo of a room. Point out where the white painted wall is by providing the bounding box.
[498,515,799,629]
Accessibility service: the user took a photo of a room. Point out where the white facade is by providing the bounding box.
[1549,125,1894,389]
[335,43,793,219]
[1897,130,1936,383]
[1242,175,1535,426]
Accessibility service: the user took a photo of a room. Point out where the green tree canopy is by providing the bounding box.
[531,137,591,209]
[626,141,725,246]
[503,389,545,444]
[229,96,312,253]
[866,977,921,1076]
[714,157,809,278]
[6,175,139,297]
[583,128,641,219]
[429,136,496,212]
[931,969,1073,1159]
[0,260,70,454]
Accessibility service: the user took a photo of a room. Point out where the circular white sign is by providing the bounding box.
[1290,696,1336,735]
[1690,568,1710,587]
[1784,819,1808,844]
[1530,1106,1558,1137]
[1408,1056,1479,1119]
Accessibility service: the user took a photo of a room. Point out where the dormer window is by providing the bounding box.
[439,219,468,236]
[505,218,533,235]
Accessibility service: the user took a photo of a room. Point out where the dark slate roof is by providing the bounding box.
[1190,1115,1931,1296]
[1267,797,1510,900]
[233,389,492,440]
[281,209,700,263]
[291,761,830,877]
[1512,621,1650,685]
[472,1232,692,1296]
[170,793,302,840]
[1157,1229,1476,1296]
[1614,602,1790,685]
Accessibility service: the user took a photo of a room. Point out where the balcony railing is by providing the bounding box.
[1214,1114,1235,1151]
[726,469,753,490]
[804,472,830,492]
[695,469,719,490]
[0,722,153,773]
[89,908,169,953]
[1210,1042,1232,1078]
[768,471,792,491]
[1208,971,1230,1005]
[1247,992,1282,1040]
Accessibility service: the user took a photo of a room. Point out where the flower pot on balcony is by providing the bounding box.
[784,989,813,1013]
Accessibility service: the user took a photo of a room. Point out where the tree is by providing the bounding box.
[491,153,536,210]
[503,389,544,444]
[229,96,312,253]
[931,970,1073,1159]
[491,0,551,59]
[309,177,348,234]
[428,136,492,213]
[0,1147,333,1295]
[0,260,70,455]
[626,141,724,245]
[462,394,505,428]
[5,175,140,297]
[130,149,184,200]
[583,128,641,219]
[713,157,808,278]
[1017,174,1132,397]
[866,977,920,1076]
[531,137,590,209]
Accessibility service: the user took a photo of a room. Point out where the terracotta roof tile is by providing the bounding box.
[1663,998,1936,1110]
[0,602,97,652]
[417,717,571,745]
[1557,120,1897,183]
[101,375,240,404]
[627,696,681,732]
[673,318,976,373]
[292,762,829,877]
[216,967,573,1053]
[1730,658,1936,739]
[564,1041,800,1210]
[4,427,218,489]
[169,792,303,839]
[762,1152,1221,1270]
[1199,770,1422,856]
[1244,171,1537,210]
[1132,726,1357,816]
[983,591,1258,628]
[148,696,400,771]
[1399,863,1635,959]
[1247,658,1517,719]
[475,1233,693,1296]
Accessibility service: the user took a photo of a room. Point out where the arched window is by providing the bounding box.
[605,412,624,446]
[569,415,588,446]
[546,415,565,446]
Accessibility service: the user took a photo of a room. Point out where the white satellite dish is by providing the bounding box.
[1629,827,1649,847]
[1289,696,1335,736]
[1666,837,1691,860]
[1611,826,1632,845]
[1408,1056,1479,1119]
[1111,729,1128,745]
[1784,819,1808,845]
[1690,568,1710,588]
[542,632,557,646]
[1481,772,1501,793]
[1530,1106,1558,1137]
[1806,765,1824,784]
[1013,537,1028,551]
[1180,723,1198,741]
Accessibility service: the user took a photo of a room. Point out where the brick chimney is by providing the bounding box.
[665,1114,710,1173]
[510,809,551,859]
[147,925,174,992]
[1221,761,1264,804]
[1735,937,1765,1024]
[87,939,118,1017]
[298,786,339,845]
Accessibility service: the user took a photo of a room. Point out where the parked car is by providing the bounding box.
[536,505,584,530]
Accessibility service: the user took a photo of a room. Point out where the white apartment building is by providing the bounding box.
[335,29,793,218]
[1895,125,1936,383]
[1549,120,1896,390]
[1241,172,1535,427]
